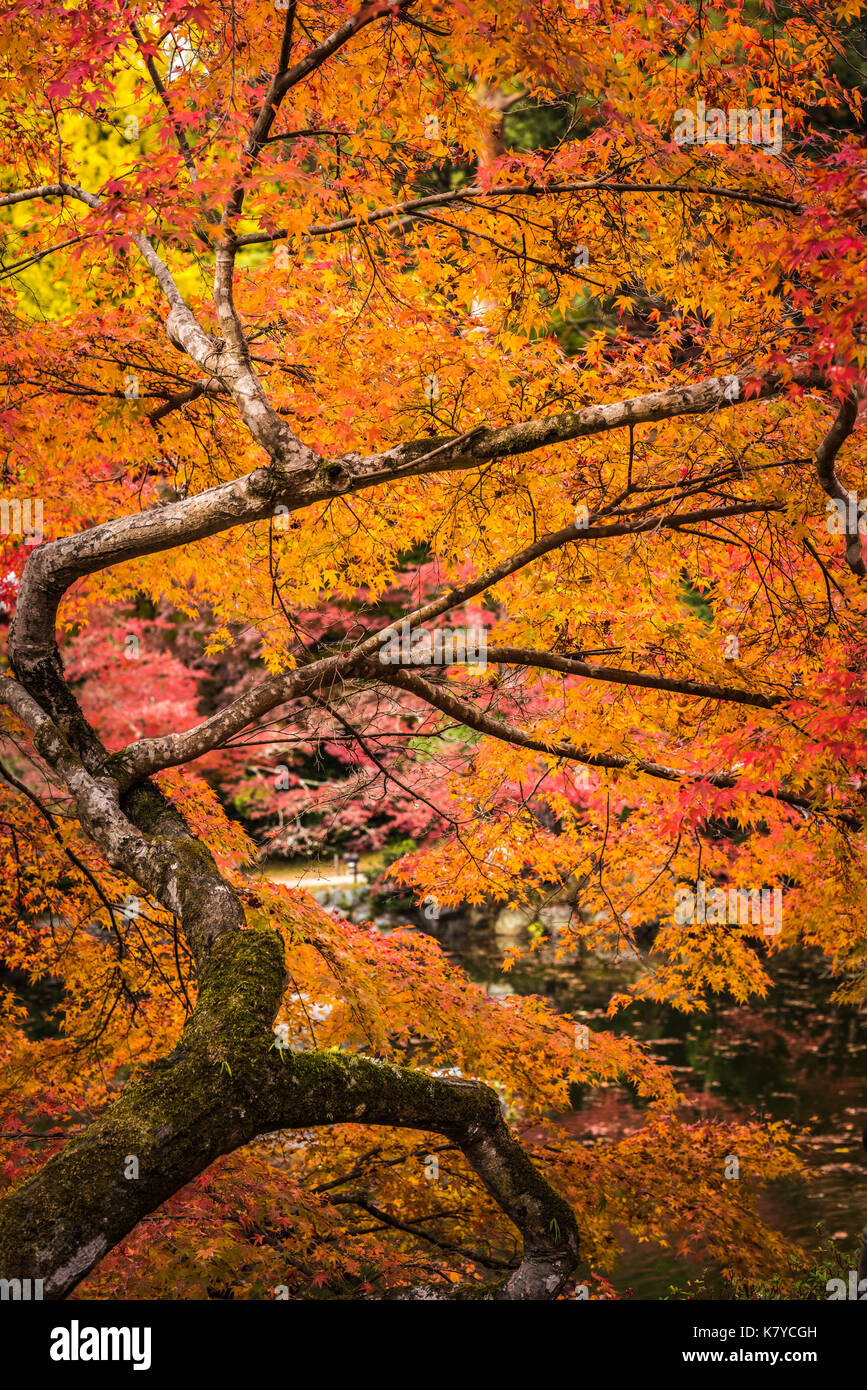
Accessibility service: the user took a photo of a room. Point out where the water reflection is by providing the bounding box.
[264,861,867,1297]
[438,916,867,1295]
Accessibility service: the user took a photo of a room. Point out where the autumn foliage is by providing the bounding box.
[0,0,865,1298]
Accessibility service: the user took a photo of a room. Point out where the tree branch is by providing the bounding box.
[483,646,784,709]
[813,394,864,576]
[129,20,201,189]
[8,368,800,734]
[329,1191,516,1271]
[109,498,782,786]
[234,178,801,248]
[373,665,853,825]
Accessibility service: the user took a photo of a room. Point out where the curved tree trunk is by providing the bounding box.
[0,855,578,1300]
[0,679,579,1300]
[1,0,857,1306]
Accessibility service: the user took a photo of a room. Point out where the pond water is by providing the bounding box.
[437,916,867,1297]
[265,861,867,1297]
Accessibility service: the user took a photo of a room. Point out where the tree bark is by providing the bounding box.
[0,680,579,1299]
[0,869,578,1299]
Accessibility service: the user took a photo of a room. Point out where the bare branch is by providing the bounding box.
[110,499,781,784]
[234,178,801,249]
[129,20,201,189]
[110,656,343,787]
[483,647,784,709]
[0,182,97,210]
[329,1191,514,1270]
[374,666,855,826]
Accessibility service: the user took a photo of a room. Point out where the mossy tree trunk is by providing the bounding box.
[0,648,579,1300]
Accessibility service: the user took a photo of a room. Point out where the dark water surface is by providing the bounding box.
[436,916,867,1296]
[265,863,867,1297]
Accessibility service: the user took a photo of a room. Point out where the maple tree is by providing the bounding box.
[0,0,866,1301]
